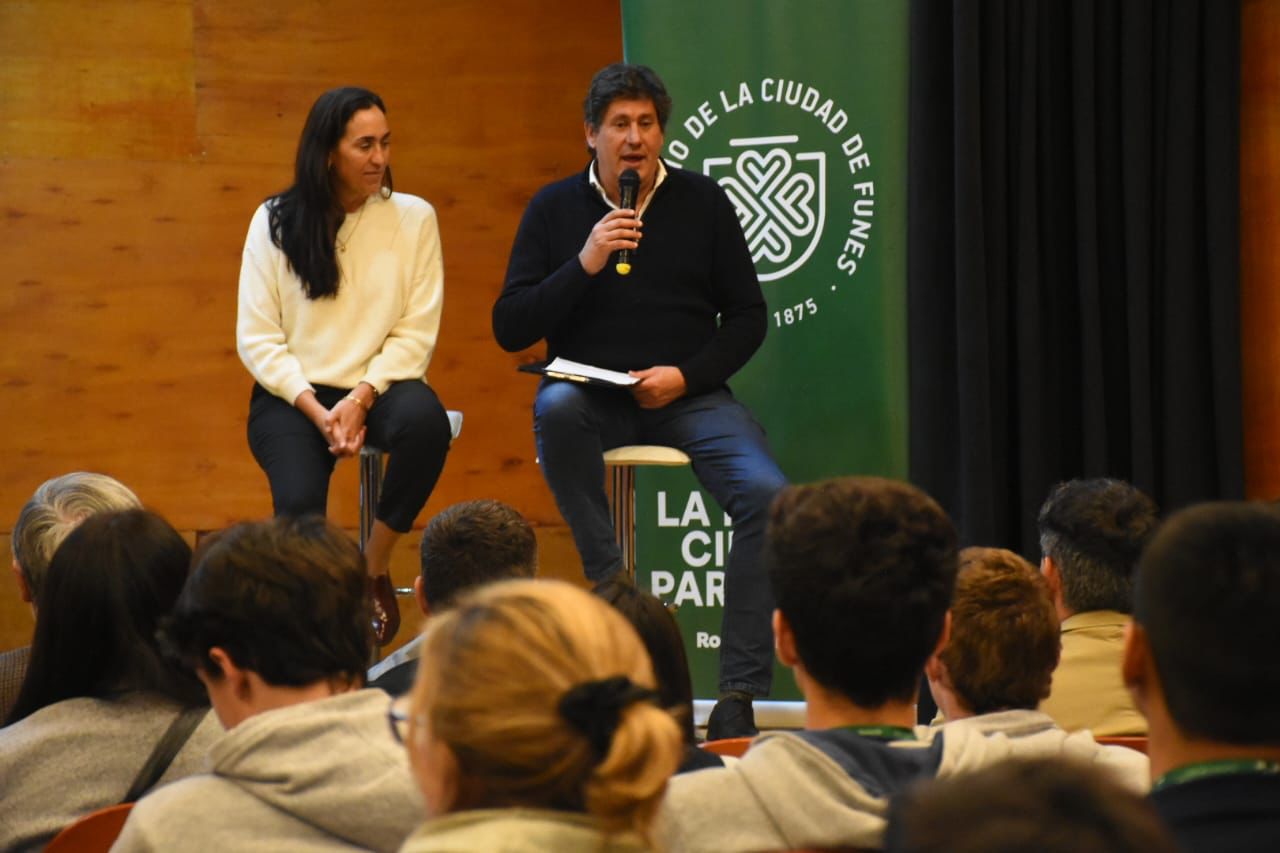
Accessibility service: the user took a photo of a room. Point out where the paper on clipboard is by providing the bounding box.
[518,357,640,387]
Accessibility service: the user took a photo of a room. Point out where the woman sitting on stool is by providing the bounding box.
[236,86,452,645]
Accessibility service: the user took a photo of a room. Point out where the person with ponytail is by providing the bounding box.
[393,579,682,851]
[237,86,452,645]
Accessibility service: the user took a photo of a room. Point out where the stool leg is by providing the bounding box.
[359,451,384,552]
[608,464,637,579]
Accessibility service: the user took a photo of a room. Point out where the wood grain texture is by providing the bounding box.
[2,1,1273,647]
[1242,0,1280,499]
[0,524,588,655]
[0,2,628,651]
[0,0,201,161]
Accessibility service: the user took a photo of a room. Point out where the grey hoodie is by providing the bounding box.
[0,693,221,853]
[931,708,1150,792]
[112,688,423,852]
[400,808,651,852]
[658,715,1146,852]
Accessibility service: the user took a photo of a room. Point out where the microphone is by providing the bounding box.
[615,169,640,276]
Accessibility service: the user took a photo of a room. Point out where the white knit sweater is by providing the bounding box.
[236,191,444,403]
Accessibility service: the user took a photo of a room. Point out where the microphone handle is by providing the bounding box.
[616,189,637,276]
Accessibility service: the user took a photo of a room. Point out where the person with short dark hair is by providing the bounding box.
[1037,478,1159,734]
[0,509,220,852]
[594,577,722,773]
[925,547,1147,790]
[884,757,1178,853]
[237,86,454,647]
[2,471,141,721]
[658,477,1033,851]
[112,515,422,852]
[367,499,538,695]
[493,61,787,740]
[1124,501,1280,852]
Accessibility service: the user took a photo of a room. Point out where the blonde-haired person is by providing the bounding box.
[394,579,683,852]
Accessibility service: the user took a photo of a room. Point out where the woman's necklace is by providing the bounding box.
[335,201,367,253]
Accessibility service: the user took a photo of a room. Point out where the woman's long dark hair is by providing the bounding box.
[5,509,206,724]
[593,577,699,745]
[268,86,393,300]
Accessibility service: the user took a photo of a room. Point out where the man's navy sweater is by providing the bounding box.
[493,164,766,397]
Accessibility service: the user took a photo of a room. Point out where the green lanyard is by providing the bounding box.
[840,724,917,742]
[1153,759,1280,792]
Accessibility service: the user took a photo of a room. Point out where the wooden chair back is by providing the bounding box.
[701,736,755,758]
[44,803,134,853]
[1095,735,1148,754]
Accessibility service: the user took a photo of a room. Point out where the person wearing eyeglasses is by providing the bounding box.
[392,579,682,851]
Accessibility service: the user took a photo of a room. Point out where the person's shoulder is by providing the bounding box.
[0,645,30,709]
[669,731,815,794]
[367,659,417,697]
[384,191,438,223]
[122,772,243,846]
[246,199,274,229]
[169,708,223,771]
[7,695,118,730]
[137,771,226,809]
[664,163,717,190]
[659,163,728,200]
[654,165,735,221]
[527,169,593,208]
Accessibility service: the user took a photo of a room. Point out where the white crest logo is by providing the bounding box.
[705,135,826,282]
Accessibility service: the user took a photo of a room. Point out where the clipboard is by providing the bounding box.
[517,357,639,388]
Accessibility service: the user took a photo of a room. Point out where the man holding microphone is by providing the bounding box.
[493,63,786,739]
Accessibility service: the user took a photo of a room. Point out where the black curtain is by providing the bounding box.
[907,0,1243,555]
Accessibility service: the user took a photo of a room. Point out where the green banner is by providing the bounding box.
[622,0,910,701]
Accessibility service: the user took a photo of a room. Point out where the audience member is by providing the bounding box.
[0,509,219,852]
[594,576,723,773]
[925,547,1148,790]
[1037,477,1158,735]
[659,476,1033,851]
[397,579,682,851]
[2,472,141,720]
[884,757,1178,852]
[1125,501,1280,852]
[368,499,537,695]
[113,515,422,852]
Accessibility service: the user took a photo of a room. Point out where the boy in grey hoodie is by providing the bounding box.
[660,477,1080,852]
[112,516,423,852]
[924,547,1148,792]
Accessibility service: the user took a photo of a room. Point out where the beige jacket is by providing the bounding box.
[1040,610,1148,736]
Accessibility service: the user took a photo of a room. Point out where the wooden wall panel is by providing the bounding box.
[5,0,1278,656]
[0,0,200,161]
[0,158,272,530]
[0,525,586,654]
[1242,0,1280,499]
[0,1,623,651]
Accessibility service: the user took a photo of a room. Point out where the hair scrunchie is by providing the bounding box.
[558,675,658,761]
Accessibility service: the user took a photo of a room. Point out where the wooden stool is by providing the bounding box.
[360,410,464,594]
[604,445,691,577]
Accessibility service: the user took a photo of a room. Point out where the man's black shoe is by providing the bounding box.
[706,695,758,740]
